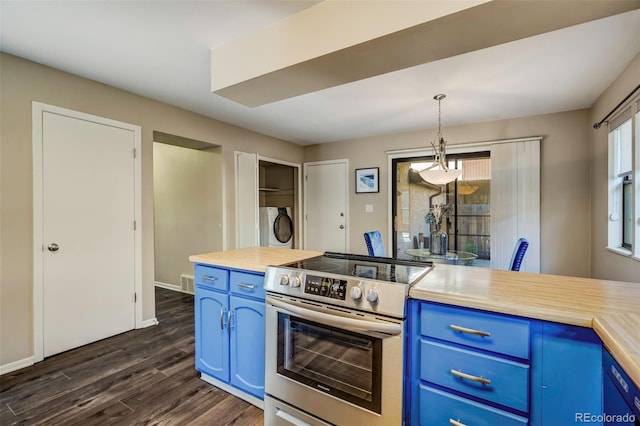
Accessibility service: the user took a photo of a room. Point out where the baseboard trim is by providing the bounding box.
[140,317,159,328]
[0,356,34,376]
[154,281,181,291]
[155,281,193,295]
[200,372,264,410]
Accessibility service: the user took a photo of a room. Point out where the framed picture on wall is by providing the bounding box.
[355,167,379,193]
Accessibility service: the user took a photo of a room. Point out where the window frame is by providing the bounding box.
[606,100,639,260]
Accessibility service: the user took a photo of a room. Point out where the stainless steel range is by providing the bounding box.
[263,252,433,426]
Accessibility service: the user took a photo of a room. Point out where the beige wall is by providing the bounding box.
[153,143,223,287]
[589,53,640,283]
[305,109,592,278]
[0,53,303,367]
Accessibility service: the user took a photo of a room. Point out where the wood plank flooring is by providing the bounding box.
[0,287,264,425]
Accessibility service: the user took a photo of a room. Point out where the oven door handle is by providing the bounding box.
[268,298,402,336]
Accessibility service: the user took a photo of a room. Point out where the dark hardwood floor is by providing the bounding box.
[0,287,264,425]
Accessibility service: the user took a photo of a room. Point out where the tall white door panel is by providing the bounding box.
[304,160,348,252]
[235,152,259,248]
[41,111,136,357]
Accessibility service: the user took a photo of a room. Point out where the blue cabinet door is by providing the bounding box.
[229,296,265,399]
[195,286,229,382]
[533,322,603,426]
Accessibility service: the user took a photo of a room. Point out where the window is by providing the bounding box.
[391,152,491,267]
[389,137,540,271]
[607,101,639,258]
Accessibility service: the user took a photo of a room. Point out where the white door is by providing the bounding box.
[41,110,136,357]
[235,152,259,248]
[304,160,348,252]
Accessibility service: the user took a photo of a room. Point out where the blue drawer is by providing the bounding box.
[230,271,265,300]
[420,384,528,426]
[420,303,530,359]
[421,339,529,412]
[195,264,229,291]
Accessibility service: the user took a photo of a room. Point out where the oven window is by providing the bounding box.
[276,312,382,414]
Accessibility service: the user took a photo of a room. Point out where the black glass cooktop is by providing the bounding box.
[283,252,433,285]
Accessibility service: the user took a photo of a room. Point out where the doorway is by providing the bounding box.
[153,136,223,293]
[303,159,349,252]
[32,102,142,361]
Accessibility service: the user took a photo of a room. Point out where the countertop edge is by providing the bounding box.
[408,288,594,327]
[593,315,640,389]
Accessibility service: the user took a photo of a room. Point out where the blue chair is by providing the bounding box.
[509,238,529,271]
[364,231,386,257]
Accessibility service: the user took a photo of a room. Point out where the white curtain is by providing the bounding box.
[490,139,541,272]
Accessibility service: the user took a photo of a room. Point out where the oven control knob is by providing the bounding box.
[351,287,362,300]
[279,275,290,286]
[290,276,301,288]
[367,289,379,303]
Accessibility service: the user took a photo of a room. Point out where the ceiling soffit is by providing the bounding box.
[211,0,640,107]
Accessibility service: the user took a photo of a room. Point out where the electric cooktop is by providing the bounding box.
[282,252,433,285]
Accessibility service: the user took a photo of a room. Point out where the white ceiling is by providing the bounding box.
[1,1,639,146]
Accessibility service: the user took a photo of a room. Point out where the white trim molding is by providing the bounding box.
[154,281,181,292]
[140,318,159,328]
[0,357,35,376]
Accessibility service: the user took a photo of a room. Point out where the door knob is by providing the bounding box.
[339,225,345,229]
[47,243,59,252]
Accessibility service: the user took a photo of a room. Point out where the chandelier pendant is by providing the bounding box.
[418,94,462,185]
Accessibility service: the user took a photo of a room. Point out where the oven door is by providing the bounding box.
[265,295,404,426]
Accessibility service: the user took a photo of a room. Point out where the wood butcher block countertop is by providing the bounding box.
[189,248,639,387]
[410,264,640,387]
[189,247,323,273]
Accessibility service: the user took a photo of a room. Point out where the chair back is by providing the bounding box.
[509,238,529,271]
[364,231,386,257]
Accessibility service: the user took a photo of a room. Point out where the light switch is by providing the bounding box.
[365,204,373,213]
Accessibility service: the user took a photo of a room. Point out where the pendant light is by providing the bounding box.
[418,94,462,185]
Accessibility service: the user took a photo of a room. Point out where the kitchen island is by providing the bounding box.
[190,247,639,424]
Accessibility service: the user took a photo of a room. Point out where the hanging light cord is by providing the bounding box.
[429,94,449,172]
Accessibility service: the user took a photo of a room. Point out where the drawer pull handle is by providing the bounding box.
[450,324,490,337]
[449,419,466,426]
[237,282,256,289]
[451,369,491,385]
[202,275,217,282]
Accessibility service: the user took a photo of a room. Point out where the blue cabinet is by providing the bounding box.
[194,264,265,406]
[230,296,265,398]
[408,300,604,426]
[195,287,229,380]
[530,322,602,426]
[408,301,531,425]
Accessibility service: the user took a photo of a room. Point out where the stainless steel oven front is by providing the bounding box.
[264,294,405,426]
